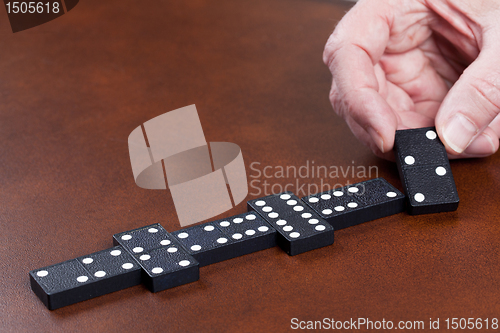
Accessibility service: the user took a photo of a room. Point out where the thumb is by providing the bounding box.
[436,46,500,155]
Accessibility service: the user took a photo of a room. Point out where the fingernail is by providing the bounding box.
[464,132,497,155]
[367,127,385,153]
[442,113,478,153]
[482,132,497,154]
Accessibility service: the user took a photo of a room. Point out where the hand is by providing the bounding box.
[323,0,500,160]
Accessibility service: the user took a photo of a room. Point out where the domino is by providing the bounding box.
[302,178,405,230]
[113,224,176,254]
[212,212,277,258]
[29,246,142,310]
[171,222,238,267]
[172,212,277,266]
[247,192,334,256]
[134,246,199,293]
[113,224,199,293]
[394,127,459,214]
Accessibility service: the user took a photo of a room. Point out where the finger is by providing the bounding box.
[384,79,414,116]
[436,42,500,155]
[419,35,462,84]
[425,0,479,62]
[414,100,441,119]
[488,113,500,136]
[345,115,396,161]
[397,110,435,129]
[453,126,499,158]
[323,0,397,153]
[379,48,449,119]
[382,80,436,128]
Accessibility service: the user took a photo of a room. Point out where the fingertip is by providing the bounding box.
[372,148,396,162]
[363,129,395,161]
[345,115,395,161]
[438,112,478,155]
[366,126,395,154]
[360,91,397,154]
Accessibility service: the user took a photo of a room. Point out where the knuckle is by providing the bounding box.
[323,40,340,67]
[328,85,344,118]
[323,23,346,66]
[330,85,354,120]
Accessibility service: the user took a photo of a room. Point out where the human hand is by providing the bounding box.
[323,0,500,160]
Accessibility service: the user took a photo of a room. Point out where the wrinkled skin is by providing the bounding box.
[323,0,500,160]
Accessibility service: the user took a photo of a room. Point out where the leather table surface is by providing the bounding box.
[1,0,499,332]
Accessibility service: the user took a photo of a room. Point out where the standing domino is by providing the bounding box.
[394,127,459,214]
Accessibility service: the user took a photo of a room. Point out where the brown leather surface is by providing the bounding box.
[1,0,499,332]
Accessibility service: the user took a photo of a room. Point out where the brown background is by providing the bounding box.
[1,0,499,332]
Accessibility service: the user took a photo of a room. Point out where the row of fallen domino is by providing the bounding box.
[30,127,460,310]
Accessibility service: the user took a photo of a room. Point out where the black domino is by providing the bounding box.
[394,127,459,214]
[172,212,277,266]
[211,212,277,258]
[171,222,238,267]
[247,192,334,256]
[134,246,199,292]
[29,246,142,310]
[113,224,199,293]
[302,178,405,230]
